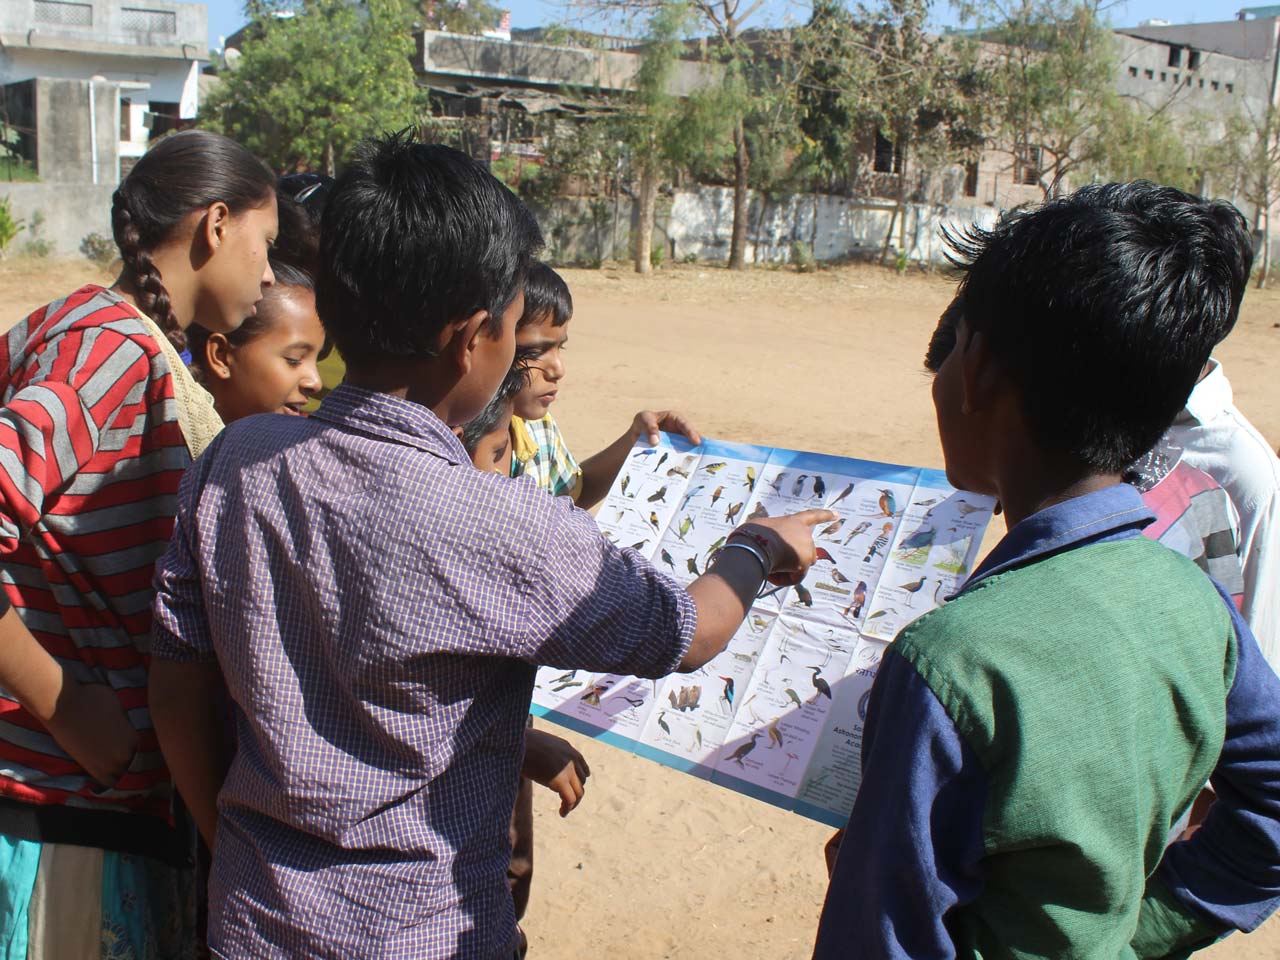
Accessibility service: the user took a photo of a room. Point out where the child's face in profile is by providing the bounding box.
[204,287,325,425]
[468,410,514,475]
[513,310,569,420]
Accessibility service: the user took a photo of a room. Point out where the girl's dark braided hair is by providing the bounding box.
[111,130,274,353]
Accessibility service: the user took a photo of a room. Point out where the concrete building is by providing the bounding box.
[1,0,207,182]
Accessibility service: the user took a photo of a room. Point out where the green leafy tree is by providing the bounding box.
[202,0,419,174]
[957,0,1118,198]
[621,2,732,273]
[1210,103,1280,287]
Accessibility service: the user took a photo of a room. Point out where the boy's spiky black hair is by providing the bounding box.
[934,181,1253,472]
[317,131,542,366]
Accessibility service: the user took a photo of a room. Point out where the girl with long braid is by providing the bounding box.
[0,129,275,958]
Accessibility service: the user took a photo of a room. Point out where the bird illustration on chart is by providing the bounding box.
[668,685,701,713]
[791,474,810,497]
[809,666,832,704]
[746,466,757,492]
[748,502,769,520]
[550,669,577,687]
[843,581,868,620]
[954,499,985,518]
[827,482,855,510]
[675,515,695,542]
[815,548,837,564]
[648,485,669,504]
[767,472,788,494]
[667,464,690,478]
[878,488,898,517]
[581,683,610,707]
[648,511,661,531]
[895,524,937,563]
[718,676,735,714]
[725,732,763,767]
[703,461,727,475]
[660,549,675,571]
[864,607,899,624]
[812,475,826,501]
[679,485,705,510]
[710,485,725,505]
[793,583,814,607]
[897,576,929,608]
[781,752,801,776]
[620,474,631,497]
[654,452,669,473]
[686,555,702,576]
[818,517,845,539]
[767,717,785,749]
[842,520,872,545]
[628,539,649,551]
[783,688,804,710]
[704,535,727,561]
[725,502,744,524]
[657,711,671,736]
[864,522,894,562]
[829,568,852,585]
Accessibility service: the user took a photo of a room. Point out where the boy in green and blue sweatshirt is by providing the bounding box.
[815,182,1280,959]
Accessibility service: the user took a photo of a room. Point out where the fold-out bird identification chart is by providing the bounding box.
[529,434,996,827]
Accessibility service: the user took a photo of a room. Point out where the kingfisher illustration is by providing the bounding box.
[878,488,898,517]
[718,675,736,712]
[726,732,763,767]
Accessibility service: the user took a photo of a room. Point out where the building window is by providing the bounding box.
[120,98,131,141]
[33,0,93,26]
[1144,68,1155,79]
[1129,66,1139,77]
[1226,82,1235,93]
[1189,50,1201,70]
[1199,78,1205,87]
[1173,73,1180,83]
[874,131,901,174]
[1168,45,1182,67]
[1212,80,1220,91]
[1160,71,1168,82]
[963,160,979,198]
[121,7,177,33]
[1019,147,1042,187]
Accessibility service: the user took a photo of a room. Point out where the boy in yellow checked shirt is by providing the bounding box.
[510,262,700,504]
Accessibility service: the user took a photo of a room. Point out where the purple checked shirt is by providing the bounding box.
[151,384,696,959]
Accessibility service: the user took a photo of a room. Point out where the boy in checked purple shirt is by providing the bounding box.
[146,132,832,960]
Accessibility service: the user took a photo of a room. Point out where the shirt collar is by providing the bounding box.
[309,383,468,465]
[960,483,1154,594]
[1180,358,1233,426]
[509,415,538,465]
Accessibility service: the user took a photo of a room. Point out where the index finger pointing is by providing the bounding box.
[794,509,839,527]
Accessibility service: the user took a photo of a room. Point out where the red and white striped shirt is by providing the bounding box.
[0,285,190,820]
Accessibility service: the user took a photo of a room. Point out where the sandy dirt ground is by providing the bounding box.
[3,258,1279,957]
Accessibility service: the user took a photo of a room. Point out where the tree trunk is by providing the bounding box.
[324,140,336,178]
[729,118,750,270]
[635,164,657,275]
[1258,206,1271,289]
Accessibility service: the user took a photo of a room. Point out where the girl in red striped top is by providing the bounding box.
[0,129,276,958]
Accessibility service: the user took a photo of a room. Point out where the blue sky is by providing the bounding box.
[190,0,1262,50]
